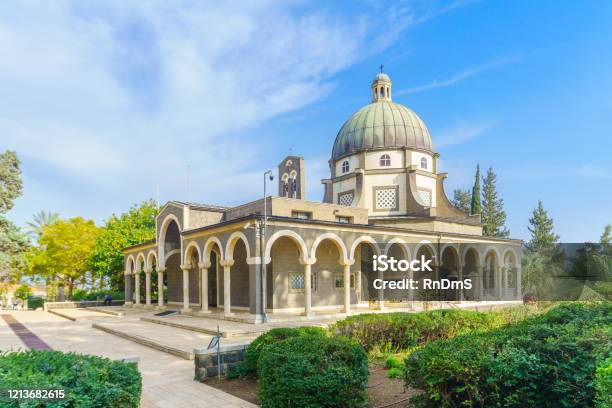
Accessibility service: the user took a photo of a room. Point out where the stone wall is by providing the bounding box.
[194,344,247,381]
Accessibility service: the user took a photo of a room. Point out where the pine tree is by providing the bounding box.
[601,224,611,245]
[470,164,481,216]
[526,200,559,252]
[452,189,471,213]
[481,166,509,237]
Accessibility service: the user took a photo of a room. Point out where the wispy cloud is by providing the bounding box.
[435,121,493,149]
[0,1,418,225]
[396,53,524,95]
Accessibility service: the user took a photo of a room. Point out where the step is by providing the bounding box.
[48,309,114,321]
[140,316,267,338]
[92,322,195,360]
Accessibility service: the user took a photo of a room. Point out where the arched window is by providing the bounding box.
[386,87,389,98]
[341,160,349,173]
[379,87,384,97]
[420,157,428,169]
[380,154,391,167]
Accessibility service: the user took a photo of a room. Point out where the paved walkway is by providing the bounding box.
[1,314,52,350]
[0,311,256,408]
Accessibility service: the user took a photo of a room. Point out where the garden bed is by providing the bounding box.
[207,362,420,407]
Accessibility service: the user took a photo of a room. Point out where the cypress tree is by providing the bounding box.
[452,189,471,213]
[481,166,509,237]
[526,200,559,252]
[470,164,481,215]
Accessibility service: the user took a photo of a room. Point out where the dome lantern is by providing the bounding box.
[371,65,392,102]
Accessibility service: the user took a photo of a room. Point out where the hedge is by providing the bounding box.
[403,303,612,408]
[330,307,538,352]
[235,326,327,378]
[0,350,142,408]
[258,335,368,408]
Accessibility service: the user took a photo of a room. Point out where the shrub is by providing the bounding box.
[595,358,612,408]
[27,296,44,310]
[72,290,124,301]
[404,302,612,408]
[387,367,403,379]
[385,355,402,369]
[0,350,141,408]
[241,326,326,377]
[258,335,368,408]
[330,307,538,352]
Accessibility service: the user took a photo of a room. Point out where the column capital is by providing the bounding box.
[156,267,166,273]
[198,261,212,269]
[299,257,315,266]
[220,259,234,267]
[124,270,132,276]
[143,268,153,274]
[180,263,192,271]
[340,259,355,267]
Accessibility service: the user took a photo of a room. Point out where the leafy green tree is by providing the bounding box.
[452,189,471,213]
[470,164,481,216]
[0,151,27,283]
[88,200,159,291]
[14,283,31,301]
[481,166,509,237]
[29,217,99,299]
[526,200,559,252]
[0,217,29,282]
[26,211,60,240]
[0,151,23,214]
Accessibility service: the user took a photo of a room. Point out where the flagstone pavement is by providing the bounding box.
[0,310,257,408]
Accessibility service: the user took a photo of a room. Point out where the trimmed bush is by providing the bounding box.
[72,289,124,301]
[595,358,612,408]
[330,307,539,352]
[404,303,612,408]
[0,350,141,408]
[258,335,368,408]
[27,296,44,310]
[241,326,327,377]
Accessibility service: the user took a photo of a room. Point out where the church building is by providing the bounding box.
[123,72,522,323]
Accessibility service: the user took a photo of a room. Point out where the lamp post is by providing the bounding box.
[260,170,273,322]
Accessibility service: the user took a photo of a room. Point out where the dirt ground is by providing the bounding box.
[206,362,419,407]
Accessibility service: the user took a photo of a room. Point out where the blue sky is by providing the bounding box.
[2,0,611,242]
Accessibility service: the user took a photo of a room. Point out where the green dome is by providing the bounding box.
[331,101,433,161]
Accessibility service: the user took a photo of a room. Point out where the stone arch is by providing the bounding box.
[203,236,224,264]
[146,250,158,270]
[503,248,519,292]
[135,253,146,272]
[184,241,201,265]
[461,244,482,266]
[384,238,410,260]
[225,231,251,262]
[265,230,308,264]
[483,248,500,292]
[414,241,437,264]
[158,214,182,268]
[125,255,136,274]
[349,236,380,260]
[310,233,349,264]
[440,245,459,274]
[484,246,503,268]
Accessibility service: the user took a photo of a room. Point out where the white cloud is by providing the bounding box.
[396,53,524,95]
[434,121,492,149]
[0,1,415,225]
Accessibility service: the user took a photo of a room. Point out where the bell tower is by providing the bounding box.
[278,156,305,200]
[371,64,392,102]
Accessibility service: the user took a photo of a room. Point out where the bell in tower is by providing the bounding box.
[278,156,305,199]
